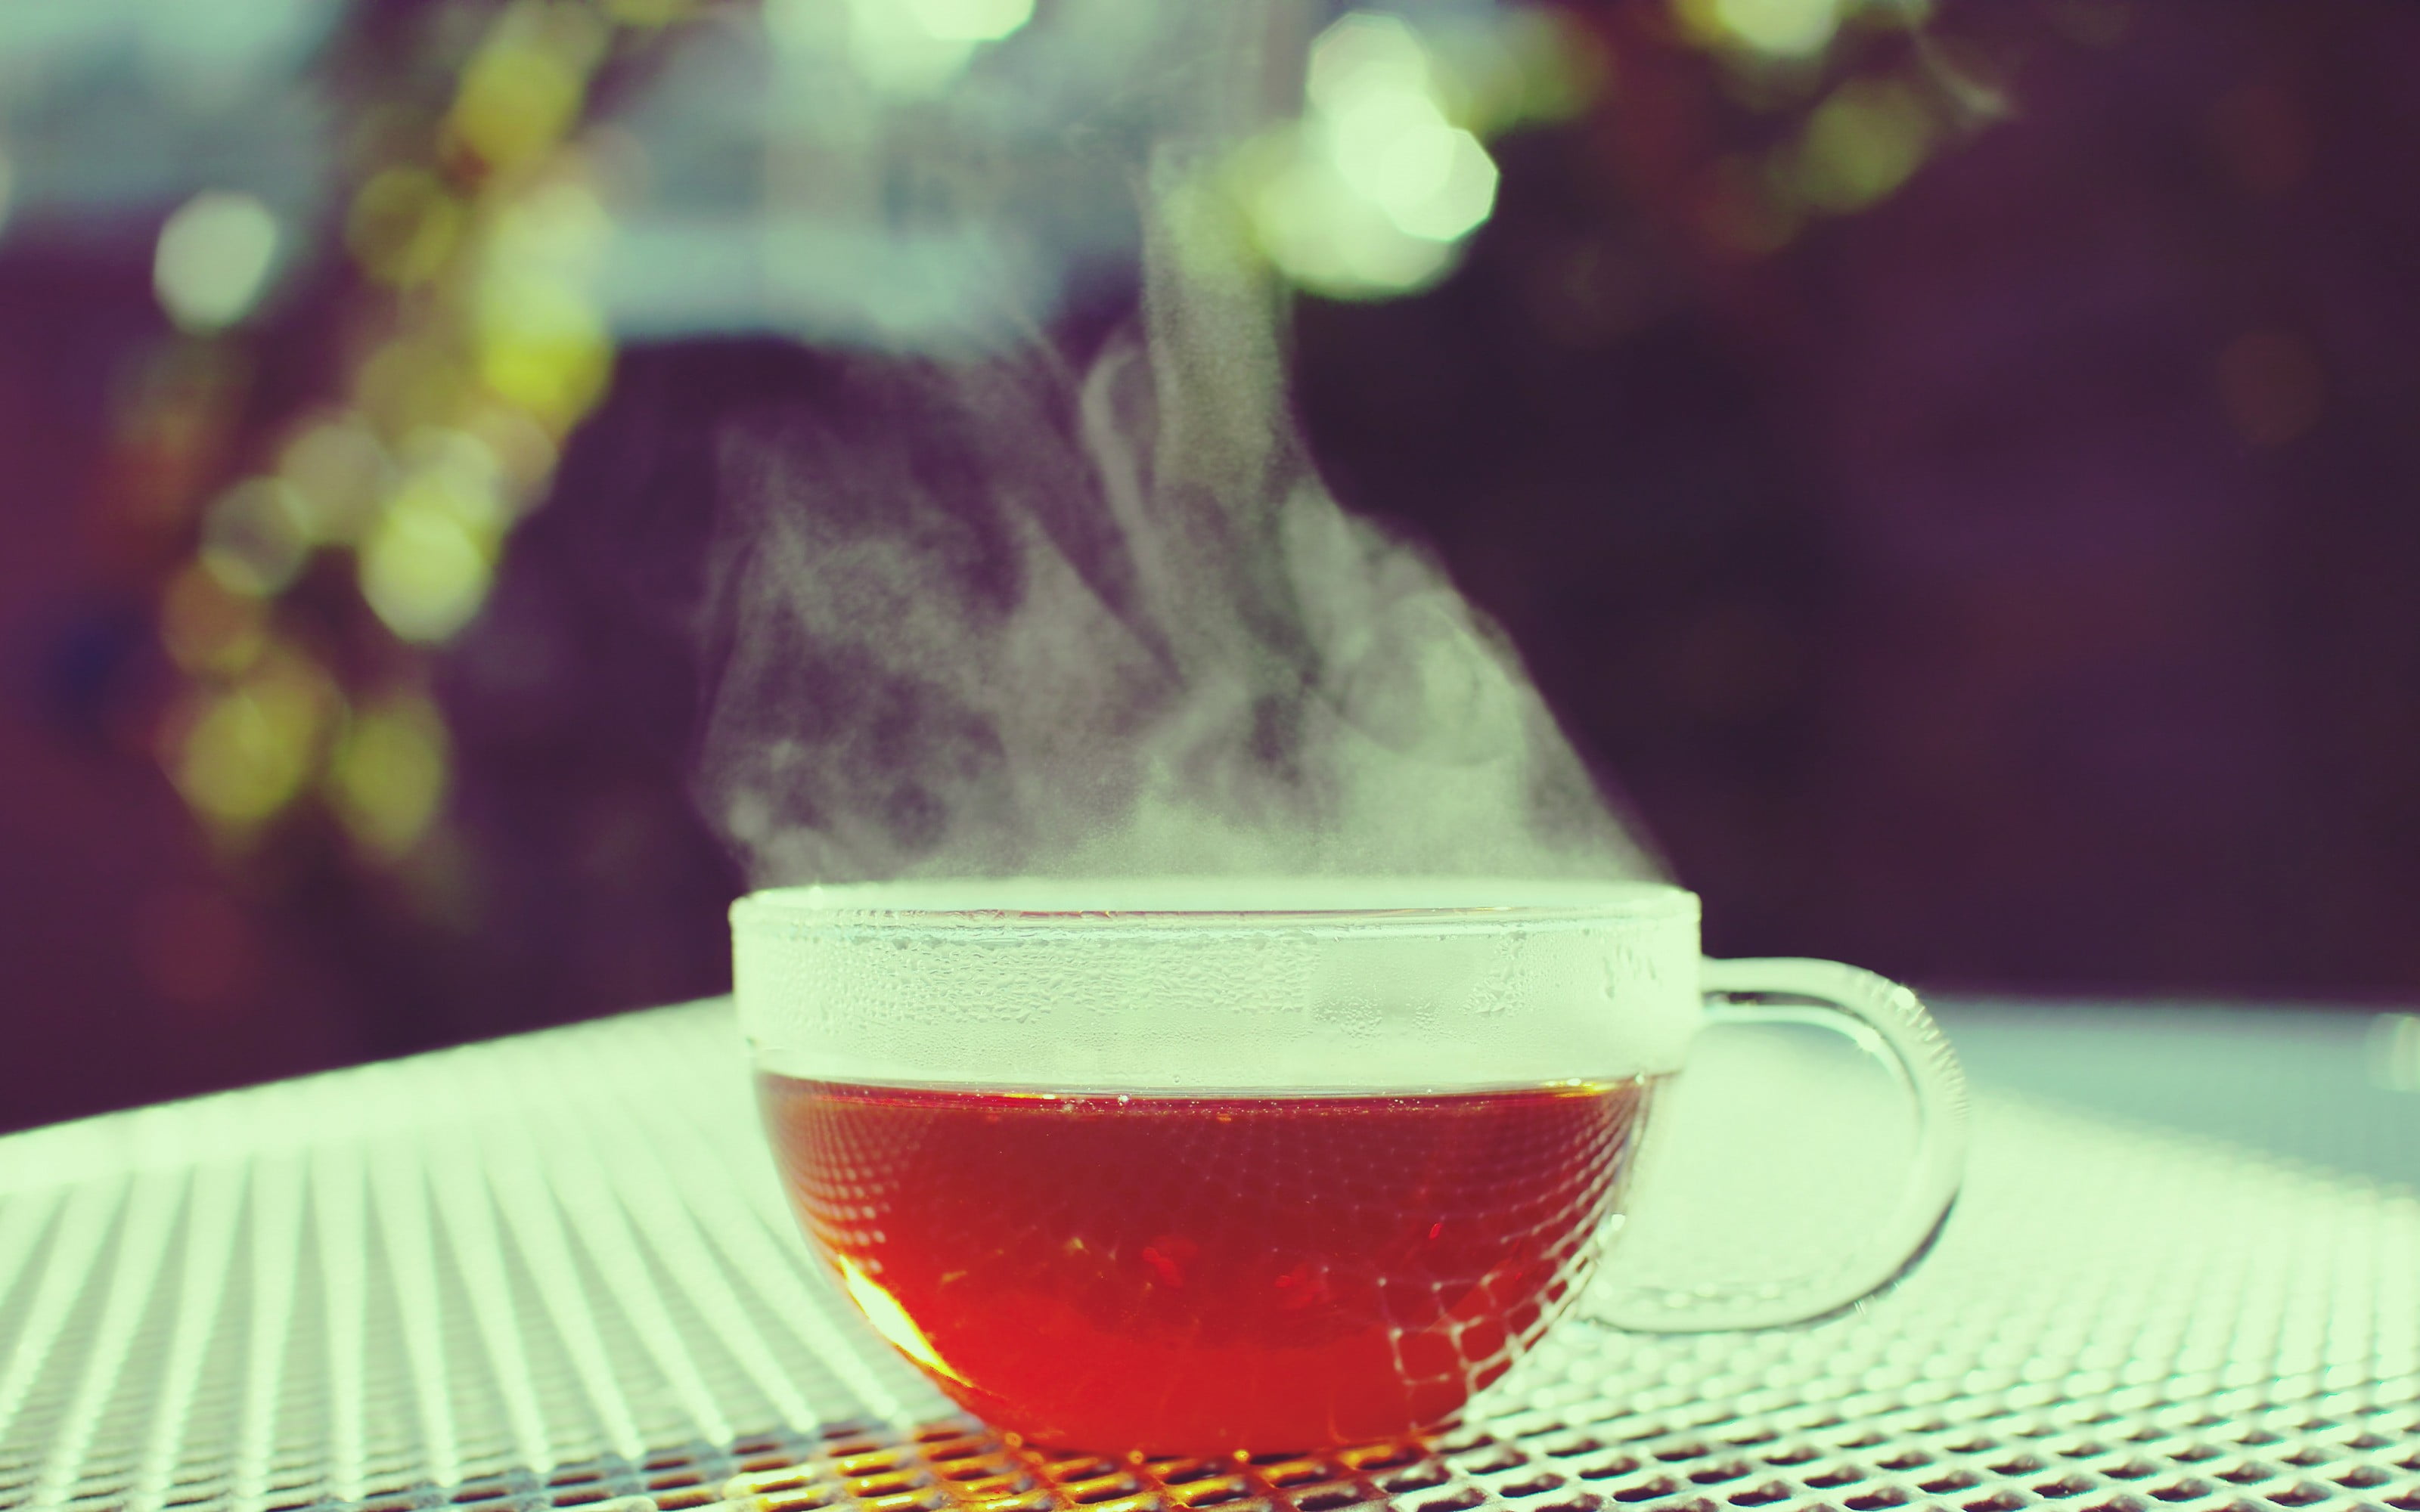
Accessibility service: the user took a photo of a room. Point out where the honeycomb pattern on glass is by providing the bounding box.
[0,1001,2412,1512]
[759,1077,1651,1450]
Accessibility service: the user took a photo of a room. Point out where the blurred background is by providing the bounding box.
[5,0,2417,1135]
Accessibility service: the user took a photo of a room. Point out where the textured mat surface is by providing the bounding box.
[1,1001,2415,1512]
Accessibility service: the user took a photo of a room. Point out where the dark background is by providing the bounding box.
[7,0,2420,1134]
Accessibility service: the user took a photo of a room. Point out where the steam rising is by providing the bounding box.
[696,3,1657,888]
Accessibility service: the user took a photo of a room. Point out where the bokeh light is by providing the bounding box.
[131,0,655,869]
[276,414,392,544]
[346,169,465,288]
[197,477,311,597]
[476,180,615,428]
[1251,150,1459,299]
[1782,78,1933,212]
[359,479,498,645]
[1678,0,1847,59]
[1675,0,1935,59]
[448,7,601,174]
[1314,15,1500,243]
[1246,10,1537,301]
[328,695,451,861]
[166,650,338,835]
[152,190,281,333]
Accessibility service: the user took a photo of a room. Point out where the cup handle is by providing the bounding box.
[1584,957,1969,1333]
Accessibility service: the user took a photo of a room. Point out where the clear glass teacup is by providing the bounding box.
[734,878,1965,1458]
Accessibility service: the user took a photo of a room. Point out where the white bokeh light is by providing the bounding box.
[1251,11,1504,299]
[153,190,281,332]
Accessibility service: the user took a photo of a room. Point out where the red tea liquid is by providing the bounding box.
[759,1075,1655,1455]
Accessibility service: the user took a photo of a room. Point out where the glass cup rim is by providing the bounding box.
[731,875,1697,932]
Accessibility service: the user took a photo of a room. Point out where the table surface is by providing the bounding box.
[0,999,2414,1512]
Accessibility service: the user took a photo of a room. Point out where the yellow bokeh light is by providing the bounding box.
[354,339,476,439]
[1249,149,1457,299]
[491,178,613,271]
[396,428,512,531]
[329,695,451,860]
[1676,0,1844,57]
[451,39,587,174]
[154,0,622,847]
[479,180,616,429]
[278,414,392,544]
[169,653,337,832]
[464,404,561,494]
[346,169,467,288]
[1438,7,1605,136]
[154,191,281,333]
[360,495,495,645]
[476,288,613,429]
[1785,79,1932,212]
[198,477,312,596]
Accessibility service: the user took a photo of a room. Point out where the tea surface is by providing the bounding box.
[759,1075,1654,1454]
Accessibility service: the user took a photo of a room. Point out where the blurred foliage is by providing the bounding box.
[139,0,709,885]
